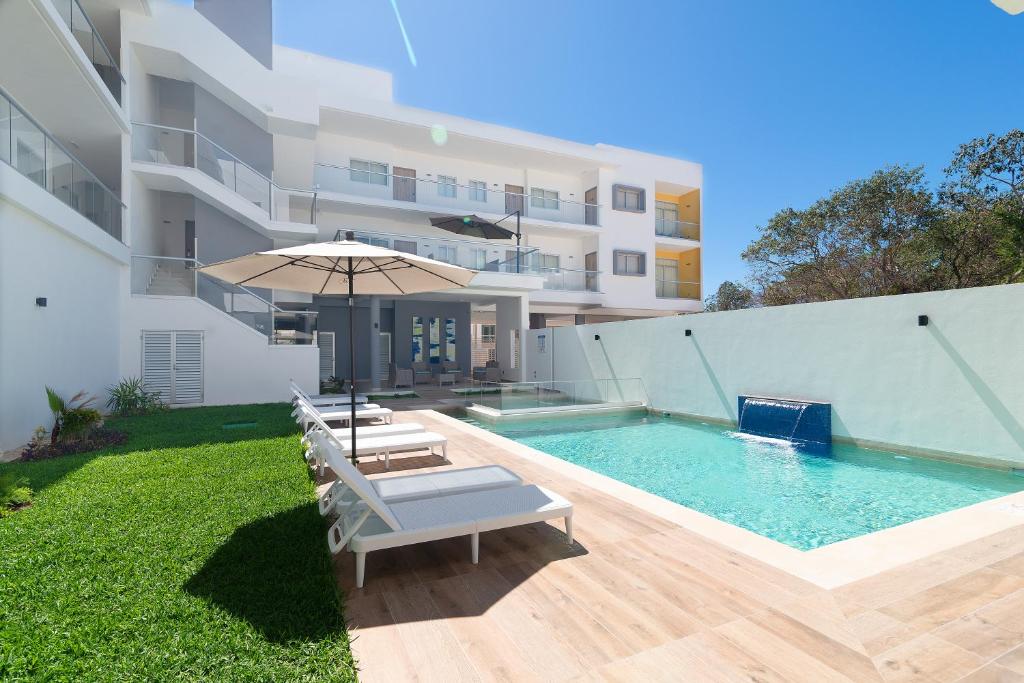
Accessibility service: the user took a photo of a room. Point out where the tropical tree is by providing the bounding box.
[937,129,1024,284]
[704,280,759,311]
[742,166,939,305]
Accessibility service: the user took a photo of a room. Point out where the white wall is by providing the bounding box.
[525,285,1024,465]
[0,196,123,451]
[120,295,318,406]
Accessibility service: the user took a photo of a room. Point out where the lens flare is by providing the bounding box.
[430,124,448,146]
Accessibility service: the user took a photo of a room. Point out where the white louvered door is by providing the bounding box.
[378,332,391,377]
[142,331,203,404]
[172,332,203,404]
[141,331,173,403]
[319,331,335,381]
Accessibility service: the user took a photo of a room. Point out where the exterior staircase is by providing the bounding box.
[146,263,193,296]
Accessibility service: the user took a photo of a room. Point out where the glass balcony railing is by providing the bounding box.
[131,255,318,345]
[655,217,700,241]
[347,229,600,292]
[53,0,125,104]
[463,378,649,411]
[132,123,317,224]
[656,279,701,300]
[0,87,123,241]
[314,162,601,227]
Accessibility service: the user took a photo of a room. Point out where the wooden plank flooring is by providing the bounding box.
[324,410,1024,682]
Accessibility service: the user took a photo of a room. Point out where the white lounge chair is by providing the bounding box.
[303,422,426,471]
[336,431,448,470]
[292,401,392,432]
[290,381,368,408]
[308,431,522,516]
[322,443,574,588]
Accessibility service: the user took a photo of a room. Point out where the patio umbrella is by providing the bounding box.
[429,211,523,271]
[198,231,476,465]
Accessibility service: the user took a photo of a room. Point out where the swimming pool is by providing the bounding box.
[455,410,1024,550]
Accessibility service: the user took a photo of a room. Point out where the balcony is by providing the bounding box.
[1,87,123,240]
[131,255,318,345]
[53,0,125,105]
[132,122,317,225]
[314,163,601,228]
[656,279,701,300]
[349,229,600,292]
[655,218,700,241]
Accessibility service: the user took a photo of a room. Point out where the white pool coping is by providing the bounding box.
[428,409,1024,589]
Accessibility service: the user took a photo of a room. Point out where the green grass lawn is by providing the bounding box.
[0,404,355,681]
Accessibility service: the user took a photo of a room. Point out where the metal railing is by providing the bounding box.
[344,229,601,291]
[131,123,317,224]
[344,228,538,273]
[54,0,125,104]
[656,279,701,300]
[463,378,648,411]
[1,87,123,241]
[314,162,602,227]
[131,255,318,345]
[655,217,700,241]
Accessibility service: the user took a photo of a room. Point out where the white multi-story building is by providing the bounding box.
[0,0,703,450]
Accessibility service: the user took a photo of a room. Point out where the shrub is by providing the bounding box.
[45,387,102,444]
[0,472,32,516]
[107,377,165,417]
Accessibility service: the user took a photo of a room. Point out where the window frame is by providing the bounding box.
[612,184,646,213]
[529,187,559,210]
[350,158,389,186]
[468,179,487,202]
[613,249,647,276]
[437,174,457,199]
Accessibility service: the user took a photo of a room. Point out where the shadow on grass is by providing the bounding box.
[184,503,345,644]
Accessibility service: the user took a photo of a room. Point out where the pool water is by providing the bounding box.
[456,411,1024,550]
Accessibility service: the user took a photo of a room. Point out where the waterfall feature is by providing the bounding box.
[737,396,831,447]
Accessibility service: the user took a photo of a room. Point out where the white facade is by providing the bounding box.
[0,0,703,450]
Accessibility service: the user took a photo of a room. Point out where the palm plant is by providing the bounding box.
[45,387,101,444]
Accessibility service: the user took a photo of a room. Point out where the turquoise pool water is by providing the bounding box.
[456,411,1024,550]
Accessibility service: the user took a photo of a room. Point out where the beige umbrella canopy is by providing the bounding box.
[198,231,476,464]
[198,232,476,295]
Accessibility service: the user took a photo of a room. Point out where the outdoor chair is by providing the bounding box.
[390,364,414,389]
[312,433,574,588]
[411,361,434,384]
[308,430,522,517]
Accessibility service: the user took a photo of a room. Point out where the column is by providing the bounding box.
[495,294,530,382]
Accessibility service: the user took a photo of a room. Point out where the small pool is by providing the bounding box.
[454,411,1024,550]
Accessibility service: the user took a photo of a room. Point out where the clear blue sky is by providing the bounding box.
[272,1,1023,294]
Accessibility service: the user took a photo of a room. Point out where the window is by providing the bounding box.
[438,175,457,198]
[470,248,488,269]
[613,250,646,276]
[612,184,646,212]
[436,245,457,263]
[530,187,559,210]
[393,239,418,255]
[480,324,496,343]
[356,235,389,248]
[655,200,680,236]
[533,253,560,272]
[350,159,388,186]
[469,180,487,202]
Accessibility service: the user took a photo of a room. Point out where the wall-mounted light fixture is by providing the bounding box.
[35,297,47,307]
[685,329,692,336]
[918,315,929,327]
[594,334,601,341]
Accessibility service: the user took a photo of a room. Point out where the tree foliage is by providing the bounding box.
[740,129,1024,306]
[705,280,759,311]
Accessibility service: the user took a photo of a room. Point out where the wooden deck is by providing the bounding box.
[325,409,1024,683]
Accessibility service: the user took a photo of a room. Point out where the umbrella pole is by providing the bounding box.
[516,211,521,274]
[348,256,357,466]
